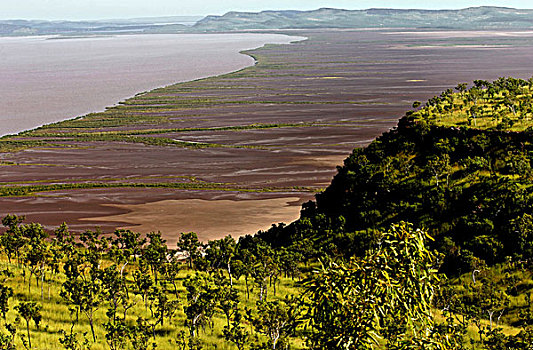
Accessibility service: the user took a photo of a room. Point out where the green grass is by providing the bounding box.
[0,182,317,198]
[411,83,533,132]
[0,259,303,350]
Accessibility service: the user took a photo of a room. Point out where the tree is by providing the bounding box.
[205,236,236,286]
[60,252,103,342]
[142,232,168,282]
[58,330,91,350]
[302,223,442,349]
[0,323,16,350]
[223,309,249,350]
[21,223,50,297]
[247,297,300,350]
[158,252,181,297]
[183,274,218,337]
[128,317,155,350]
[214,273,239,327]
[455,83,468,95]
[15,301,42,349]
[0,284,13,321]
[0,215,26,265]
[103,318,129,350]
[177,232,201,270]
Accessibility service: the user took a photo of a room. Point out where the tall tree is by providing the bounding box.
[177,232,201,270]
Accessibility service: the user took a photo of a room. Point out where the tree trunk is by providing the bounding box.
[488,310,494,331]
[245,276,249,299]
[89,316,96,342]
[40,273,44,300]
[227,263,233,287]
[26,321,31,349]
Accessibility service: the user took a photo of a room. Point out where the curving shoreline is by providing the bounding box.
[3,29,533,241]
[0,33,305,137]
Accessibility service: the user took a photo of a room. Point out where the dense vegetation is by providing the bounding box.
[0,216,458,349]
[3,77,533,349]
[261,77,533,271]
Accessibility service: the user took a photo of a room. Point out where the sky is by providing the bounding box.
[1,0,532,20]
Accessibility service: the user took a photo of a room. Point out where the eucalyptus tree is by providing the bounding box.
[0,215,26,266]
[128,317,155,350]
[158,252,181,297]
[235,244,255,300]
[143,283,179,339]
[205,236,236,286]
[103,318,129,350]
[133,267,154,308]
[177,232,201,270]
[223,309,249,350]
[246,296,300,350]
[79,229,109,271]
[0,284,13,322]
[183,274,219,337]
[251,243,277,301]
[102,264,134,323]
[278,247,301,280]
[455,82,468,96]
[21,223,50,297]
[15,301,42,349]
[60,249,103,342]
[142,232,168,282]
[58,330,91,350]
[214,273,239,327]
[302,223,443,349]
[110,229,146,282]
[50,223,70,277]
[0,323,16,350]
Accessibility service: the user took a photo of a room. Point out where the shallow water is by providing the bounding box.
[0,33,302,136]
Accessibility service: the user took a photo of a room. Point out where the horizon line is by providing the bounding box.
[1,5,531,22]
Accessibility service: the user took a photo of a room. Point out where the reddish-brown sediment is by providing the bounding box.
[2,29,533,242]
[81,197,303,244]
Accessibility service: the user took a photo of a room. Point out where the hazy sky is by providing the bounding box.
[1,0,532,20]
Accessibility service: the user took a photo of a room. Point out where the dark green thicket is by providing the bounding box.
[259,77,533,274]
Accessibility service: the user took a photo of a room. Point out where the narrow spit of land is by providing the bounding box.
[2,29,533,242]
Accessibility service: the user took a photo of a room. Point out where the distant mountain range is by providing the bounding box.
[193,6,533,31]
[1,7,533,36]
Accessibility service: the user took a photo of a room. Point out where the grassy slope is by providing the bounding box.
[255,77,533,339]
[0,258,302,349]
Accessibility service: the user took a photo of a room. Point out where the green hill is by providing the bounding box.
[2,77,533,349]
[259,77,533,273]
[193,7,533,31]
[3,6,533,36]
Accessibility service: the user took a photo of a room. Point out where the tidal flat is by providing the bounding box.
[2,29,533,242]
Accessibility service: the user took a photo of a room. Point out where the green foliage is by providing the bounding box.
[246,297,300,350]
[261,77,533,273]
[15,301,42,349]
[302,222,442,349]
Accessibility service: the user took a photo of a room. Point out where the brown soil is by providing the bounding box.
[2,29,533,241]
[82,197,302,246]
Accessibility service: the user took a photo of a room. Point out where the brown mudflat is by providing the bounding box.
[82,197,303,245]
[2,29,533,243]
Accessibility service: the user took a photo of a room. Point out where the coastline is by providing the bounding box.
[0,33,305,137]
[3,29,533,241]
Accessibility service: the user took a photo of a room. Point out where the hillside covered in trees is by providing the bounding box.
[261,77,533,272]
[2,78,533,349]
